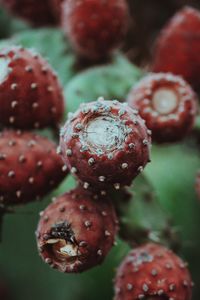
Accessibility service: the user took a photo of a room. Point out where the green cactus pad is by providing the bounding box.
[0,28,76,86]
[64,53,143,114]
[114,174,179,250]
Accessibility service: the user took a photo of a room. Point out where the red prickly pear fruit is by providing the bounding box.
[61,0,129,60]
[152,6,200,90]
[59,98,151,191]
[0,0,57,26]
[114,243,193,300]
[36,186,118,273]
[0,130,68,205]
[127,73,197,143]
[0,46,64,129]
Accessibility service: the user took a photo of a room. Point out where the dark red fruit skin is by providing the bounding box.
[195,170,200,201]
[36,187,118,273]
[59,99,151,191]
[127,73,197,143]
[152,6,200,90]
[0,0,56,26]
[50,0,64,22]
[114,243,193,300]
[0,46,64,129]
[0,130,68,205]
[61,0,129,60]
[0,280,9,300]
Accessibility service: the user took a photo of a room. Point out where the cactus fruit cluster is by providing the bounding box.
[0,46,68,210]
[0,1,200,300]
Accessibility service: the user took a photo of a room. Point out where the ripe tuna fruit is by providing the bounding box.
[127,73,197,143]
[61,0,129,60]
[36,187,118,273]
[152,6,200,90]
[0,130,68,205]
[59,98,151,191]
[0,0,56,26]
[114,243,193,300]
[0,46,64,129]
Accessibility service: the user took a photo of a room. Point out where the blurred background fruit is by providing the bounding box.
[0,0,57,26]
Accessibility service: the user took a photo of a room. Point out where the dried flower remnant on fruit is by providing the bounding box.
[127,73,197,143]
[36,187,118,273]
[45,222,78,263]
[60,98,151,190]
[114,243,193,300]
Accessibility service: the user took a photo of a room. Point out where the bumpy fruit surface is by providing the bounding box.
[0,0,56,26]
[114,243,193,300]
[127,73,197,143]
[60,98,151,191]
[36,187,118,273]
[61,0,129,60]
[0,46,64,129]
[0,130,68,205]
[152,7,200,90]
